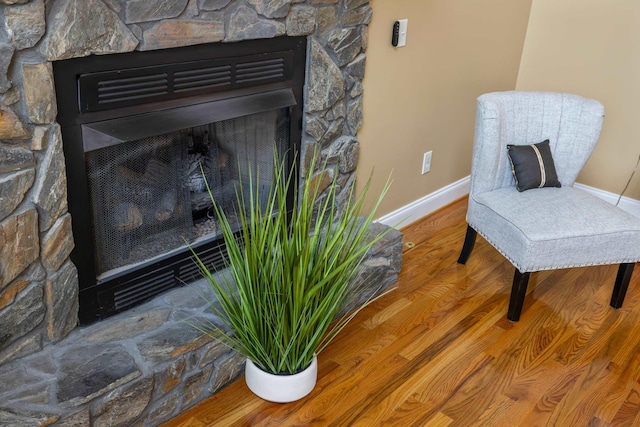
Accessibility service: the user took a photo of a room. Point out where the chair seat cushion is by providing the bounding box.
[467,186,640,272]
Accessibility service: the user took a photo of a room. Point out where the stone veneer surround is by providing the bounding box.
[0,1,403,425]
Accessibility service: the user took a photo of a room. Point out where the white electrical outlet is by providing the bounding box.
[422,151,432,174]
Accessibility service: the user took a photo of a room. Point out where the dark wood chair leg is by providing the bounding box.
[507,269,531,322]
[610,263,635,309]
[457,225,477,265]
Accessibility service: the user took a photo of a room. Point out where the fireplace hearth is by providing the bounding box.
[54,37,305,324]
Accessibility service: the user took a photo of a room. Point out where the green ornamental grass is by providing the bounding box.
[190,154,392,375]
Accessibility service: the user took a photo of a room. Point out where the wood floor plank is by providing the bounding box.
[474,394,516,427]
[523,308,627,426]
[415,410,453,427]
[611,385,640,426]
[344,312,503,426]
[596,344,640,423]
[549,308,640,426]
[162,198,640,427]
[361,297,412,330]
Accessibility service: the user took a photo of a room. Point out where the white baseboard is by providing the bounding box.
[376,176,470,228]
[375,177,640,229]
[574,183,640,218]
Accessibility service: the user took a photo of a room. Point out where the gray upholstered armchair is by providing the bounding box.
[458,91,640,321]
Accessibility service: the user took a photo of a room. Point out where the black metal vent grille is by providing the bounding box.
[113,269,175,311]
[237,58,286,83]
[79,52,292,113]
[173,65,232,93]
[97,73,169,106]
[106,241,227,314]
[178,247,226,283]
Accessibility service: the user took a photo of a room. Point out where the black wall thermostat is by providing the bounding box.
[391,19,408,48]
[392,21,400,47]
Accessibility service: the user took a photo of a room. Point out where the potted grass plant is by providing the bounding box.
[190,153,392,403]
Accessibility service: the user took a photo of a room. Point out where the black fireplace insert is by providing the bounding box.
[53,37,306,325]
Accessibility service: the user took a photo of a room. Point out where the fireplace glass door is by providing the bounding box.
[86,108,290,279]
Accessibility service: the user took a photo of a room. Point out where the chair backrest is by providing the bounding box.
[470,91,604,196]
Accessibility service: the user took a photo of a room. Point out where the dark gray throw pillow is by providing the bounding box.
[507,140,561,192]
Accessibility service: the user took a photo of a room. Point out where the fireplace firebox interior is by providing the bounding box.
[53,37,306,324]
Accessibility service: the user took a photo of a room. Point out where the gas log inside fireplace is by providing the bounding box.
[54,37,305,325]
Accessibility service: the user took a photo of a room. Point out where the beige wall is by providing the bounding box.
[516,0,640,199]
[357,0,533,218]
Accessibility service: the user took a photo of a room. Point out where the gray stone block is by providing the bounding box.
[92,376,154,427]
[286,4,316,36]
[56,409,91,427]
[307,38,344,113]
[0,87,19,106]
[326,101,347,121]
[198,0,232,11]
[125,0,189,24]
[41,213,74,272]
[181,364,214,408]
[347,96,363,133]
[316,5,339,38]
[227,5,286,41]
[346,0,369,9]
[153,357,186,395]
[328,28,362,66]
[137,321,210,363]
[346,53,366,79]
[57,344,141,408]
[0,43,14,93]
[83,308,171,343]
[4,0,46,50]
[210,352,244,393]
[39,0,138,61]
[0,408,58,427]
[0,144,34,173]
[0,168,34,222]
[21,62,57,124]
[0,334,42,366]
[0,283,45,351]
[0,209,39,289]
[247,0,291,19]
[330,135,360,174]
[32,126,68,232]
[0,106,29,139]
[342,4,373,27]
[305,115,329,141]
[45,261,78,342]
[30,126,49,151]
[141,17,225,50]
[318,117,345,148]
[146,393,180,427]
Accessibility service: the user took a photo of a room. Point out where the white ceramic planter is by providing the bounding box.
[244,356,318,403]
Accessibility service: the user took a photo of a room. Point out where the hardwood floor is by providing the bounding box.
[163,198,640,426]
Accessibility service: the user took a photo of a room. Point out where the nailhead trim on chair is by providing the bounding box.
[469,224,639,273]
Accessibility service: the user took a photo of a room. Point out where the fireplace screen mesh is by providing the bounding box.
[85,108,290,277]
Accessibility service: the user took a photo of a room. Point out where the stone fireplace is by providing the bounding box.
[0,0,402,425]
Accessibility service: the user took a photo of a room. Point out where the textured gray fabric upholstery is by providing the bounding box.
[466,91,640,273]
